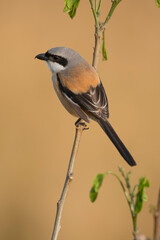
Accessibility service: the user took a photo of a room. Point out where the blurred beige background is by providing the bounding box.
[0,0,160,239]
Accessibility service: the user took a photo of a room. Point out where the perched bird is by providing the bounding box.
[35,47,136,166]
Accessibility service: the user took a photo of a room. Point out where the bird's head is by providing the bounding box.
[35,47,84,73]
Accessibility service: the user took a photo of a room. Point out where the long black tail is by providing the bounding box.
[97,119,136,166]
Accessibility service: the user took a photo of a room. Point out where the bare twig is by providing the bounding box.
[51,120,87,240]
[153,187,160,240]
[51,1,125,239]
[89,0,102,69]
[92,25,103,69]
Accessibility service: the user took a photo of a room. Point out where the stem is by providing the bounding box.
[97,0,102,15]
[51,0,125,239]
[89,0,99,26]
[153,187,160,240]
[95,0,97,11]
[51,121,86,240]
[102,0,122,28]
[92,26,102,69]
[90,0,123,69]
[89,0,102,69]
[107,170,138,238]
[133,215,138,235]
[106,171,131,205]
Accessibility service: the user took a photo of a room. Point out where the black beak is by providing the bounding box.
[35,53,48,61]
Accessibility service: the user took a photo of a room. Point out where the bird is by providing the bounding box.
[35,47,136,166]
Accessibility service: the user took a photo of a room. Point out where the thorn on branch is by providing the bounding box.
[68,173,74,181]
[57,200,61,209]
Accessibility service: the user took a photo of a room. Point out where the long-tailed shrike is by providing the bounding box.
[35,47,136,166]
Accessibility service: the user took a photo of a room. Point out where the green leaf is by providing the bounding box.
[89,174,105,202]
[156,0,160,7]
[135,177,150,214]
[90,186,98,202]
[102,30,108,61]
[63,0,80,19]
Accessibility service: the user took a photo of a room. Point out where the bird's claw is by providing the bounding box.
[75,118,89,130]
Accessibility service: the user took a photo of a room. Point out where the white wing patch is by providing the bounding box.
[84,84,109,119]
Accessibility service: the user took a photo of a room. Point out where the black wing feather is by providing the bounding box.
[57,74,109,121]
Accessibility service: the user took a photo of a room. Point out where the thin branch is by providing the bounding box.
[95,0,97,12]
[89,0,99,26]
[106,171,131,205]
[153,187,160,240]
[90,0,123,69]
[89,0,101,69]
[51,120,87,240]
[51,0,125,238]
[102,0,122,28]
[92,26,102,69]
[97,0,102,15]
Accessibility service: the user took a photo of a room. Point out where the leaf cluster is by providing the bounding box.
[64,0,80,19]
[156,0,160,7]
[89,167,149,233]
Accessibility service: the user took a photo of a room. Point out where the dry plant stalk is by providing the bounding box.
[51,1,123,239]
[51,120,87,240]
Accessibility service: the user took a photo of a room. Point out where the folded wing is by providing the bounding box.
[57,73,109,122]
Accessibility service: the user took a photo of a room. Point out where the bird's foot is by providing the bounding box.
[75,118,89,130]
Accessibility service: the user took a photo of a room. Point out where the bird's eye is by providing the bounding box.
[54,56,59,61]
[44,52,68,67]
